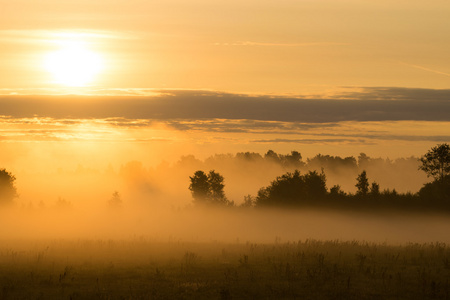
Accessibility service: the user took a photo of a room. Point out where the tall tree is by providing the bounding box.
[264,150,280,163]
[303,170,327,199]
[355,170,369,196]
[189,170,228,205]
[189,171,210,203]
[207,170,227,204]
[282,151,304,168]
[419,143,450,183]
[370,182,380,197]
[0,169,18,205]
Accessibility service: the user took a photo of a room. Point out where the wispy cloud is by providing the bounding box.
[252,135,450,144]
[252,138,366,144]
[398,61,450,78]
[0,88,161,97]
[214,41,348,47]
[1,115,448,144]
[0,29,135,45]
[164,119,339,134]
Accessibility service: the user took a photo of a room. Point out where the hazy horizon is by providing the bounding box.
[1,3,450,298]
[1,0,449,246]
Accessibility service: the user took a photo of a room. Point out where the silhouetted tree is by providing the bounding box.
[0,169,17,205]
[264,150,280,163]
[329,185,347,199]
[418,175,450,203]
[208,170,227,204]
[370,182,380,197]
[419,143,450,183]
[307,154,357,172]
[240,195,255,208]
[255,170,327,206]
[381,188,397,197]
[189,170,229,205]
[355,170,369,196]
[256,170,304,206]
[358,153,370,168]
[281,151,304,168]
[303,170,327,199]
[189,171,210,202]
[236,152,263,162]
[108,191,123,208]
[176,155,203,168]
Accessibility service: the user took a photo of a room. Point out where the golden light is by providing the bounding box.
[44,40,103,87]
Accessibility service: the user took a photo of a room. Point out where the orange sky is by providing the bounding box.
[0,0,449,166]
[1,0,449,93]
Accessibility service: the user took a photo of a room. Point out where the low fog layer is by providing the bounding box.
[1,148,444,245]
[1,205,450,244]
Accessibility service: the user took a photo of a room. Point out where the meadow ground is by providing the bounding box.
[0,239,449,299]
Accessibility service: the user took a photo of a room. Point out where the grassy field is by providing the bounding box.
[0,239,449,299]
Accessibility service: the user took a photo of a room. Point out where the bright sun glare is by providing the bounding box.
[44,40,103,87]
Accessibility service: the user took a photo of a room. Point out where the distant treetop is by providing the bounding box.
[419,143,450,183]
[0,169,18,205]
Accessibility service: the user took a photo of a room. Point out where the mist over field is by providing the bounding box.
[2,1,450,297]
[1,146,448,246]
[5,146,428,206]
[2,203,450,245]
[1,97,447,300]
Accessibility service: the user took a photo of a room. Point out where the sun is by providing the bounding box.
[44,41,103,87]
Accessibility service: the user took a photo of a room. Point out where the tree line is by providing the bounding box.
[189,143,450,210]
[1,143,449,210]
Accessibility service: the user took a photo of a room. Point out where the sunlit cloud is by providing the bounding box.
[0,88,163,97]
[1,88,449,122]
[0,29,135,44]
[0,115,448,146]
[214,41,349,47]
[0,88,448,159]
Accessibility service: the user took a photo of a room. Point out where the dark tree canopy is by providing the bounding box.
[189,170,229,205]
[256,170,327,206]
[419,143,450,183]
[236,152,263,162]
[263,150,304,168]
[358,153,370,167]
[307,154,357,171]
[264,150,279,162]
[281,151,304,168]
[418,176,450,202]
[189,171,210,202]
[207,170,226,204]
[0,169,18,205]
[329,185,346,199]
[370,182,380,197]
[355,170,369,196]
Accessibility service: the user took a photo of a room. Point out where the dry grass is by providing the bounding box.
[0,239,449,299]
